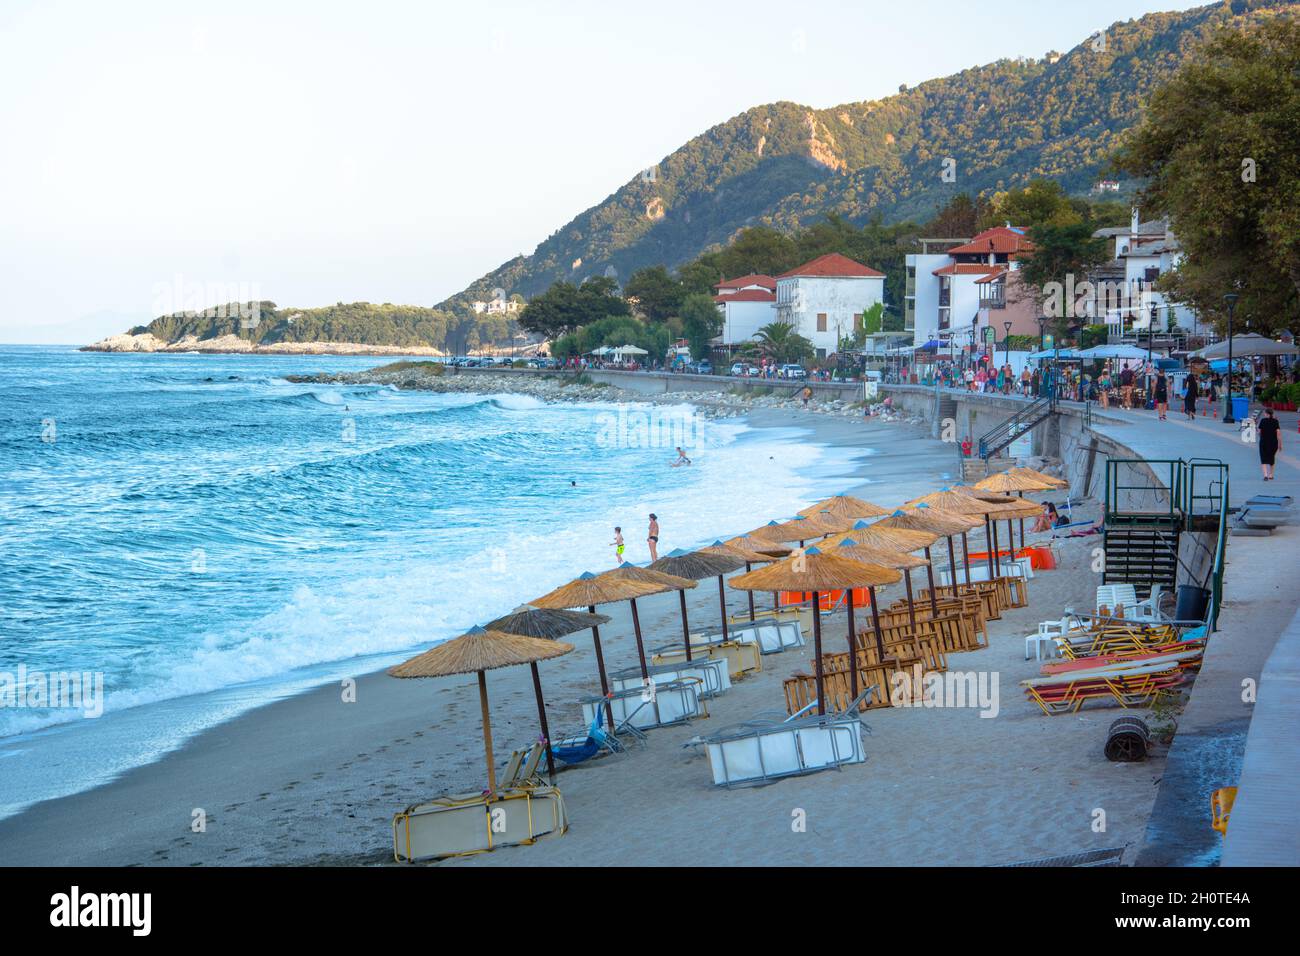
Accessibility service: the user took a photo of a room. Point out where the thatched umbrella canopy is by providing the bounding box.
[822,520,937,552]
[731,547,901,712]
[703,539,778,623]
[651,548,746,647]
[1009,466,1068,489]
[798,495,890,521]
[389,627,573,794]
[875,506,980,604]
[750,514,846,543]
[531,571,664,723]
[833,538,930,631]
[974,472,1056,494]
[483,605,611,781]
[904,488,1022,579]
[722,534,791,558]
[597,565,697,675]
[977,471,1059,554]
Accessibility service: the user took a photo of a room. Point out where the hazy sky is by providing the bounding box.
[0,0,1208,343]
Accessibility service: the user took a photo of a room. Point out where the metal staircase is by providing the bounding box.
[977,393,1057,460]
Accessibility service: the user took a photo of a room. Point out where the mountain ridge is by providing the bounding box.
[441,0,1296,311]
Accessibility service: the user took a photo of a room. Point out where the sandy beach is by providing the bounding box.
[0,405,1163,866]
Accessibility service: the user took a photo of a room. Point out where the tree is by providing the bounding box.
[980,180,1082,231]
[1113,15,1300,334]
[679,293,722,363]
[1014,223,1109,335]
[518,276,630,339]
[753,321,814,365]
[925,193,991,238]
[624,265,683,323]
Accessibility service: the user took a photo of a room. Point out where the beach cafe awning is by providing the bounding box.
[1190,334,1300,360]
[1028,348,1084,360]
[1077,344,1154,361]
[612,344,648,357]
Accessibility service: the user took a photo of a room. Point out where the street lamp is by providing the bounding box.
[1003,320,1013,369]
[1036,316,1047,352]
[1223,293,1239,424]
[1146,306,1156,410]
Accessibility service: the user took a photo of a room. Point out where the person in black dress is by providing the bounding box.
[1154,371,1169,421]
[1183,373,1199,420]
[1259,407,1282,480]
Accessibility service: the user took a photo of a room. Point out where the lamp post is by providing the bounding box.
[1223,293,1239,424]
[1146,307,1156,410]
[1003,320,1013,367]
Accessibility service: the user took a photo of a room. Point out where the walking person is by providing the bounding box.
[1259,407,1282,481]
[1182,372,1199,420]
[1119,364,1135,409]
[1154,370,1169,421]
[647,514,660,562]
[612,527,625,565]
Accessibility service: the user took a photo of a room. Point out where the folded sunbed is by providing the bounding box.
[392,785,567,863]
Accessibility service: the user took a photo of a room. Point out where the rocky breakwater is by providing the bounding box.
[289,363,931,426]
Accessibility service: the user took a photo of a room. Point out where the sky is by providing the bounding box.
[0,0,1210,344]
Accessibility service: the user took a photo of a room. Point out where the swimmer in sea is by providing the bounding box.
[672,446,692,467]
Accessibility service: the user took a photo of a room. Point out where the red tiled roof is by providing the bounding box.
[777,253,885,279]
[714,289,776,304]
[933,263,1003,277]
[715,274,777,291]
[974,267,1009,285]
[946,227,1034,257]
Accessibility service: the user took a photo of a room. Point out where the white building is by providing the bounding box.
[713,274,776,346]
[907,227,1035,351]
[774,254,886,360]
[1089,211,1199,336]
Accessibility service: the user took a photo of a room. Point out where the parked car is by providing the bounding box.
[730,362,749,377]
[692,360,713,375]
[780,364,807,379]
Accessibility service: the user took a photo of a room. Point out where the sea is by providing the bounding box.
[0,346,868,817]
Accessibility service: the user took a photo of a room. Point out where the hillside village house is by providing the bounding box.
[712,274,777,347]
[1088,211,1198,338]
[773,253,886,360]
[907,226,1041,352]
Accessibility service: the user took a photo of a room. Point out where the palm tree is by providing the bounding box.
[754,321,814,366]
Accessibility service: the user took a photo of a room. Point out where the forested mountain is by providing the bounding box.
[443,0,1296,311]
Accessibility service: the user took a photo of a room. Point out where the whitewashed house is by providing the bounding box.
[1089,211,1199,336]
[774,254,885,360]
[713,274,776,346]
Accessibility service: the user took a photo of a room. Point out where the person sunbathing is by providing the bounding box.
[1030,502,1059,533]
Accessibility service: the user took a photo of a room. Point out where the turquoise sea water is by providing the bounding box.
[0,346,866,816]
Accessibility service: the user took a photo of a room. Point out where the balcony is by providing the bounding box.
[938,289,951,307]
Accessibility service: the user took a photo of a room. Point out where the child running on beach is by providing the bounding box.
[612,527,625,565]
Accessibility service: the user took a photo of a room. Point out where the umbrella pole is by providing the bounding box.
[869,585,887,663]
[811,590,825,716]
[991,519,1001,577]
[587,608,614,728]
[529,662,556,784]
[629,598,649,679]
[961,532,972,585]
[746,563,756,621]
[946,536,957,587]
[717,575,729,642]
[904,570,917,630]
[478,671,496,795]
[984,517,996,578]
[846,589,858,701]
[925,546,941,617]
[678,589,692,662]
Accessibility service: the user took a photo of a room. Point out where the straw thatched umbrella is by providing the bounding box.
[750,514,846,544]
[390,627,573,794]
[531,571,664,723]
[904,488,1019,580]
[832,538,929,630]
[874,505,979,603]
[976,471,1058,553]
[484,605,611,781]
[650,548,746,650]
[1009,466,1068,489]
[730,548,900,712]
[798,495,890,521]
[822,520,937,553]
[598,565,697,677]
[953,485,1035,564]
[704,538,781,622]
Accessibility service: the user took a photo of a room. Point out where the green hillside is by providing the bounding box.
[443,0,1296,311]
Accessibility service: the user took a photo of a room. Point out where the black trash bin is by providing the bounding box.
[1174,585,1210,622]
